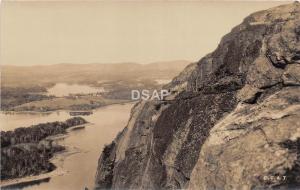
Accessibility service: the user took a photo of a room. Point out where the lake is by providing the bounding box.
[0,103,134,190]
[47,83,105,97]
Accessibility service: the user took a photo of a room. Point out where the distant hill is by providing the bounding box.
[1,60,191,110]
[1,60,191,88]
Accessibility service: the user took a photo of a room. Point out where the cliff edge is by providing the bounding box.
[95,3,300,189]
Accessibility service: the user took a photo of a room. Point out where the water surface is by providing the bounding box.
[1,103,134,190]
[47,83,105,97]
[0,111,70,131]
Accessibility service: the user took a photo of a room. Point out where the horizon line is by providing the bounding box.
[1,59,193,67]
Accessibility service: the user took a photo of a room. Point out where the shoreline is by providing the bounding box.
[0,123,90,188]
[0,102,134,188]
[0,100,136,115]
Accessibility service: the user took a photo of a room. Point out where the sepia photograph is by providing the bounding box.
[0,0,299,189]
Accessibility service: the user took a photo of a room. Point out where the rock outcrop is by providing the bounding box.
[95,3,300,189]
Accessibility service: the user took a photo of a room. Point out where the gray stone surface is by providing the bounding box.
[95,2,300,189]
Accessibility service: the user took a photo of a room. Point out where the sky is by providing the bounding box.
[0,0,291,66]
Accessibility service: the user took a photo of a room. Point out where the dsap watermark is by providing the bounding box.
[131,89,170,101]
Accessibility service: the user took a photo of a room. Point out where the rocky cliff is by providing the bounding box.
[95,3,300,189]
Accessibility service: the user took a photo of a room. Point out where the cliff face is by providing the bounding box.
[95,3,300,189]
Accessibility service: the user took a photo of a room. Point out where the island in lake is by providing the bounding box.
[1,117,87,181]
